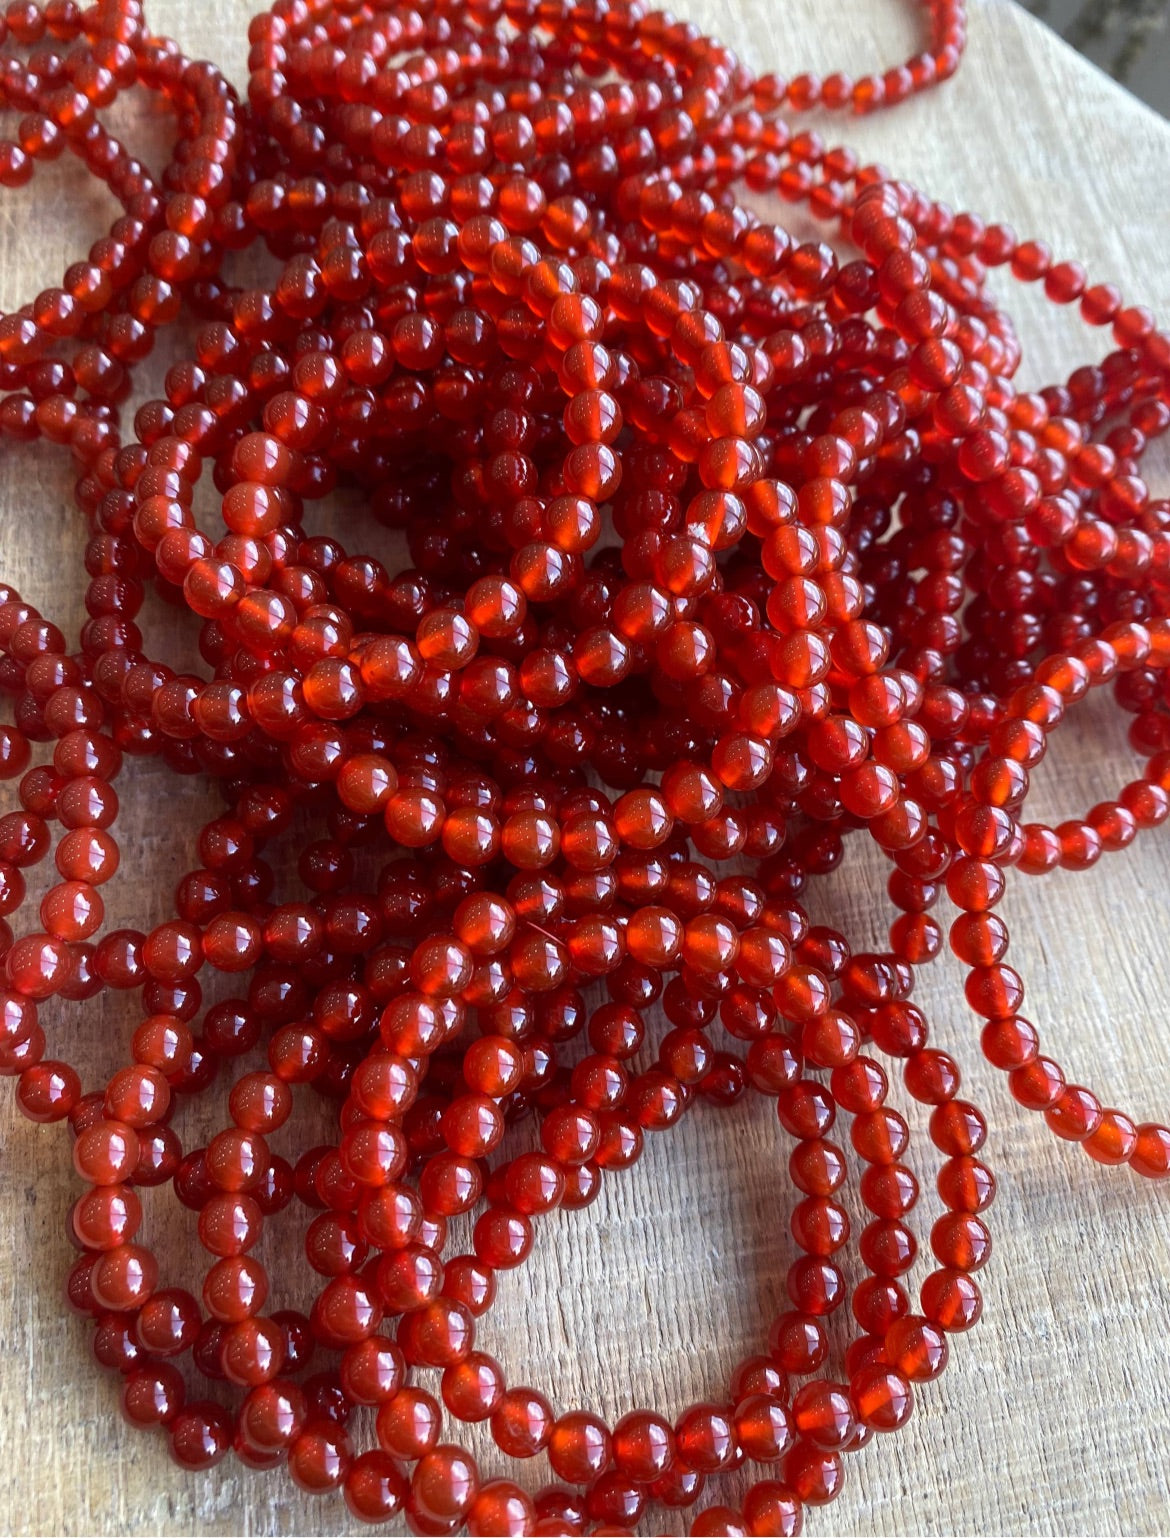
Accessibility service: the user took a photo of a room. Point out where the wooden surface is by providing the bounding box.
[2,1,1170,1533]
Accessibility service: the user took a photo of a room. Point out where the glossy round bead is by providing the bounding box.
[377,1388,442,1461]
[289,1420,353,1493]
[548,1412,613,1485]
[409,1445,480,1525]
[344,1451,408,1524]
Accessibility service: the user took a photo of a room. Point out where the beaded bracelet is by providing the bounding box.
[0,0,1168,1533]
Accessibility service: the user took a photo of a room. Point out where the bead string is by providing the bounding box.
[0,0,1167,1534]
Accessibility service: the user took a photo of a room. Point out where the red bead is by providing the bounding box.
[345,1451,408,1524]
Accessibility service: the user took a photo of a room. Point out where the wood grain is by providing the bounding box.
[1,2,1169,1533]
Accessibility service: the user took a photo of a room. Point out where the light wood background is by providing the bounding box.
[1,1,1169,1533]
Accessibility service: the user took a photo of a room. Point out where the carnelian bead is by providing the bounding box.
[229,1072,292,1133]
[442,1352,505,1422]
[885,1316,949,1382]
[769,1312,828,1374]
[289,1420,352,1493]
[492,1387,554,1458]
[931,1212,991,1270]
[401,1298,474,1367]
[73,1185,141,1251]
[1131,1124,1170,1179]
[468,1480,535,1538]
[541,1105,601,1165]
[409,1445,480,1525]
[314,1274,383,1346]
[41,881,103,941]
[734,1394,792,1463]
[340,1337,404,1406]
[206,1129,268,1192]
[1045,1085,1103,1142]
[338,755,397,815]
[611,1410,674,1482]
[783,1442,842,1506]
[791,1197,849,1255]
[1084,1110,1138,1166]
[742,1482,802,1538]
[377,1387,442,1460]
[17,1059,80,1122]
[690,1505,748,1536]
[222,1318,285,1387]
[443,1095,504,1157]
[105,1065,170,1127]
[463,1037,524,1097]
[134,1289,200,1358]
[791,1381,854,1450]
[6,932,68,998]
[548,1412,613,1485]
[385,788,445,847]
[91,1245,159,1312]
[345,1451,408,1524]
[203,1255,268,1323]
[198,1194,262,1257]
[473,1207,533,1269]
[170,1403,233,1471]
[921,1268,983,1331]
[851,1366,913,1431]
[122,1364,184,1430]
[74,1120,138,1185]
[1009,1056,1065,1111]
[937,1156,996,1212]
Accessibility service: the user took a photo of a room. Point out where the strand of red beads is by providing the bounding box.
[0,0,1167,1533]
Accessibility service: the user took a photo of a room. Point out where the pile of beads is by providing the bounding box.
[0,0,1167,1532]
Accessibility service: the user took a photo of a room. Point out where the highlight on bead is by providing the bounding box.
[0,0,1167,1531]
